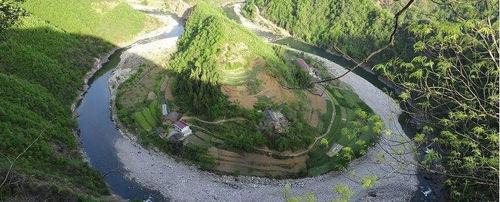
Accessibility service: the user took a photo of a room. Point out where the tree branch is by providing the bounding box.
[312,0,416,84]
[0,129,45,190]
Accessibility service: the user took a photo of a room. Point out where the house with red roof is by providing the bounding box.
[173,120,192,136]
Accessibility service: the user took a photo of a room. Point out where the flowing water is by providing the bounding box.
[76,11,183,201]
[75,5,439,201]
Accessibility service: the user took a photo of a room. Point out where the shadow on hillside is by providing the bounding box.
[0,26,169,201]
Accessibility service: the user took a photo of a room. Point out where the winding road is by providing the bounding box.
[254,90,337,157]
[78,1,419,201]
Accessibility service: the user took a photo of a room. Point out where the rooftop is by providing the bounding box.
[296,58,310,71]
[174,120,189,129]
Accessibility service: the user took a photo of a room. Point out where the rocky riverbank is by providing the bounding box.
[105,2,418,201]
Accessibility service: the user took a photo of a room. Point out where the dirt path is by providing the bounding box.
[255,90,336,157]
[182,117,248,125]
[108,3,418,202]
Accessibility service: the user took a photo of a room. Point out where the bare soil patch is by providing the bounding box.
[222,85,257,109]
[306,91,327,113]
[162,75,174,100]
[222,72,297,109]
[256,73,296,104]
[303,91,327,127]
[207,147,308,177]
[305,110,321,127]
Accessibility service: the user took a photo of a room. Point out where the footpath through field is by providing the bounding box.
[104,2,418,201]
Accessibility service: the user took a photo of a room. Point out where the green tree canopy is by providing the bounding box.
[375,0,499,199]
[0,0,26,32]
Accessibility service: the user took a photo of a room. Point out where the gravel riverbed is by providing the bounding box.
[108,2,419,201]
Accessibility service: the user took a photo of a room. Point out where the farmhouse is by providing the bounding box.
[296,58,311,71]
[296,58,320,79]
[174,120,192,136]
[261,110,289,135]
[326,143,344,157]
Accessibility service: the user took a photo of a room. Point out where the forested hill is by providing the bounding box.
[0,0,155,200]
[246,0,395,61]
[247,0,499,200]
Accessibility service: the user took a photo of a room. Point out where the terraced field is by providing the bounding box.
[132,99,161,132]
[180,86,336,177]
[307,86,380,176]
[218,65,251,85]
[207,147,308,177]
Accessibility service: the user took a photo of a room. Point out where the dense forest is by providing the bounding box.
[249,0,499,200]
[376,1,499,199]
[246,0,394,61]
[1,0,498,200]
[169,2,322,151]
[0,0,153,200]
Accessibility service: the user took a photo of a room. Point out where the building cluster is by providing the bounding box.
[160,100,192,142]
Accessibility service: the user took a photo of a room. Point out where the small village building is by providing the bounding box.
[296,58,311,71]
[174,120,192,136]
[161,103,169,117]
[326,143,344,157]
[261,110,289,135]
[296,58,320,79]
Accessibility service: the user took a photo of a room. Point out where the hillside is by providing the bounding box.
[115,2,383,178]
[244,0,499,200]
[169,2,327,151]
[245,0,394,61]
[0,0,156,200]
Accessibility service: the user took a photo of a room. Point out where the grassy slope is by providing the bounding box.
[251,0,394,61]
[0,0,153,200]
[172,2,285,85]
[23,0,151,44]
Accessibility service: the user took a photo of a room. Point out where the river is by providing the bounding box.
[76,5,184,201]
[78,68,165,201]
[75,3,431,202]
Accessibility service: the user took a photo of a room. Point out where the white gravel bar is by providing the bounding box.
[110,2,419,201]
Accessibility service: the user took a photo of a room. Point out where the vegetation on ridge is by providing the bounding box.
[248,0,499,199]
[0,0,155,200]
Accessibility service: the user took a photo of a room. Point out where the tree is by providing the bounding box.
[333,184,354,202]
[375,0,499,200]
[320,138,328,147]
[0,0,26,32]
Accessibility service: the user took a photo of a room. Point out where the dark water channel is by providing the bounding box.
[76,11,184,201]
[77,53,165,201]
[76,6,439,201]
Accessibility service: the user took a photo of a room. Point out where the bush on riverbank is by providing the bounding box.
[307,87,382,176]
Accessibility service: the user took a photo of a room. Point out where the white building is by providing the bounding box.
[161,103,169,117]
[173,120,192,136]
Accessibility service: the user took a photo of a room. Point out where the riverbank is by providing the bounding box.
[108,4,418,202]
[76,1,419,201]
[75,2,181,200]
